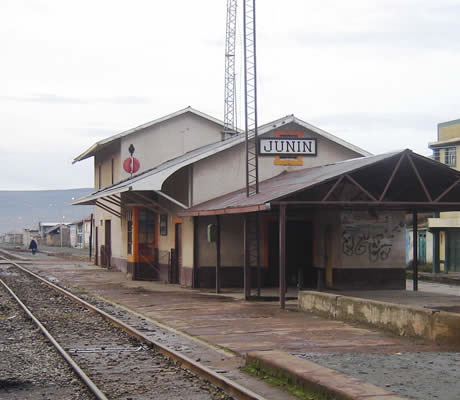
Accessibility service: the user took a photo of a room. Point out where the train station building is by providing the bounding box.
[72,107,460,300]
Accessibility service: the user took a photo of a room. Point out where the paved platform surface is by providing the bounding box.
[248,351,408,400]
[333,283,460,313]
[23,261,445,355]
[418,271,460,286]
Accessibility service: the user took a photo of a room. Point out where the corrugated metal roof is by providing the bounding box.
[180,151,403,215]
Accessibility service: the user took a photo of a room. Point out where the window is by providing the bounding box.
[444,147,456,167]
[127,209,133,255]
[138,209,155,257]
[111,159,114,184]
[98,165,102,189]
[160,214,168,236]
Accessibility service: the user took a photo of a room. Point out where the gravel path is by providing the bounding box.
[1,264,234,400]
[294,351,460,400]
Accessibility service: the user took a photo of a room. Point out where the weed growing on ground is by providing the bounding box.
[243,363,337,400]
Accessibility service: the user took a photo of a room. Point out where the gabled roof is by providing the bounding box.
[263,114,372,157]
[72,114,370,206]
[73,108,371,163]
[45,223,70,235]
[73,106,228,163]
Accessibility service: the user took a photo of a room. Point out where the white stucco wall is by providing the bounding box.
[192,123,363,205]
[119,112,222,181]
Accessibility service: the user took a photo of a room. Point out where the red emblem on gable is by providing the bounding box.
[123,157,140,174]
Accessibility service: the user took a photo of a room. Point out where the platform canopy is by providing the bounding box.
[180,149,460,216]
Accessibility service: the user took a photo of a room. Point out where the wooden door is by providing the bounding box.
[418,231,426,265]
[104,220,111,268]
[175,223,183,284]
[448,231,460,272]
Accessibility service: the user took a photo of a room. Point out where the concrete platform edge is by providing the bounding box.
[416,272,460,287]
[246,350,408,400]
[298,290,460,346]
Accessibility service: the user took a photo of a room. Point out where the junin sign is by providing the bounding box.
[259,138,317,156]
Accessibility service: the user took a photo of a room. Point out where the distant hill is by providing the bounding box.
[0,188,94,234]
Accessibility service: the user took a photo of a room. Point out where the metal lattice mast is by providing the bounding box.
[243,0,259,196]
[224,0,238,137]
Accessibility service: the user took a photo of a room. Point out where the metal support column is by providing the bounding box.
[216,215,221,294]
[279,205,286,309]
[413,211,418,291]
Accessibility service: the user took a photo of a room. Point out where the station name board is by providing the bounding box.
[259,138,317,156]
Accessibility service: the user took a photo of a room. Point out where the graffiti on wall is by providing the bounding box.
[341,212,405,263]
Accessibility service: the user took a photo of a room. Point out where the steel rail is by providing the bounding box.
[1,257,267,400]
[0,275,109,400]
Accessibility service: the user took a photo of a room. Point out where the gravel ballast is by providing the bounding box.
[0,264,234,400]
[294,351,460,400]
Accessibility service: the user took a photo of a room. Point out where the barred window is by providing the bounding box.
[444,147,456,167]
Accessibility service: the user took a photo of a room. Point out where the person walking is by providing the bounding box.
[29,239,38,255]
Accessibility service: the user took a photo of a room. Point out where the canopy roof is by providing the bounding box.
[180,149,460,216]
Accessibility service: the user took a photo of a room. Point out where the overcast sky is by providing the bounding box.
[2,0,460,190]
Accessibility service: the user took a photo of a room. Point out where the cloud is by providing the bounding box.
[0,94,152,105]
[263,2,460,51]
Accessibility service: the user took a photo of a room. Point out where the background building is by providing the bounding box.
[428,119,460,272]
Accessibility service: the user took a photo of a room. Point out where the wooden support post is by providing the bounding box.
[243,214,250,300]
[279,205,286,309]
[445,231,450,274]
[413,211,418,291]
[193,216,199,289]
[256,213,261,298]
[433,231,440,274]
[216,215,221,294]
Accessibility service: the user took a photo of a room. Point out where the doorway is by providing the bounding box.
[172,222,183,284]
[104,220,111,268]
[447,231,460,272]
[267,220,314,288]
[418,231,426,265]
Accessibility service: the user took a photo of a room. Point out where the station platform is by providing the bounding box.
[2,252,460,399]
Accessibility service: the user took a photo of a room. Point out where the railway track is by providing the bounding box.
[0,257,266,400]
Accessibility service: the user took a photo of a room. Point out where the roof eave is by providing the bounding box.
[72,107,227,163]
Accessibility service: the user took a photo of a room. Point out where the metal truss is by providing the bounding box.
[224,0,238,137]
[243,0,259,196]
